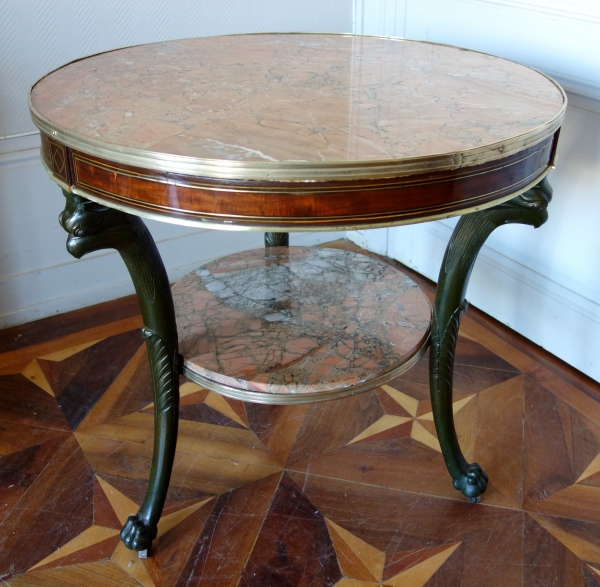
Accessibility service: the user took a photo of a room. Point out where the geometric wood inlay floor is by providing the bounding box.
[0,241,599,587]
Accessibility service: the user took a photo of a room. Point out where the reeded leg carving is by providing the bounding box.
[264,232,289,247]
[430,178,552,502]
[59,191,179,551]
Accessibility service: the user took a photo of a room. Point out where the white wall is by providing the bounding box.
[3,1,598,382]
[0,0,353,327]
[350,0,600,381]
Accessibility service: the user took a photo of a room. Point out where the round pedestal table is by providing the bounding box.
[29,33,566,554]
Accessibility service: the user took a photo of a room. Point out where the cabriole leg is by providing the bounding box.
[59,190,179,552]
[429,178,552,502]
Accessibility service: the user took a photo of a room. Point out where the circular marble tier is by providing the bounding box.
[30,34,566,230]
[173,247,431,403]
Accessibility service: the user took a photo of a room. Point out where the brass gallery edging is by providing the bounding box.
[31,107,564,182]
[29,32,567,183]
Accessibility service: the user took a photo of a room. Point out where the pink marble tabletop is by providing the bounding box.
[173,247,431,397]
[30,34,565,179]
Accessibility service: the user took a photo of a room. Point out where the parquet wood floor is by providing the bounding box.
[0,241,599,586]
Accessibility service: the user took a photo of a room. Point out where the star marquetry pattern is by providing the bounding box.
[20,340,102,397]
[24,475,212,587]
[144,381,249,428]
[1,312,600,586]
[577,453,600,484]
[326,518,461,586]
[529,513,600,564]
[347,384,475,451]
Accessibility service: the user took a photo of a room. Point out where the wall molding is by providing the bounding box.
[461,0,600,25]
[549,74,600,106]
[421,220,600,325]
[417,0,600,116]
[351,220,600,327]
[0,133,41,171]
[0,149,40,172]
[0,225,340,329]
[0,0,353,137]
[0,133,342,328]
[566,91,600,116]
[353,0,405,36]
[350,220,600,382]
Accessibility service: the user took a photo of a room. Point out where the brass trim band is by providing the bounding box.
[31,105,564,183]
[68,140,551,194]
[29,33,567,183]
[42,155,552,231]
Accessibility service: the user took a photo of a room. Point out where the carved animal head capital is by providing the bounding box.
[516,176,553,211]
[59,190,133,259]
[498,177,552,229]
[59,194,106,235]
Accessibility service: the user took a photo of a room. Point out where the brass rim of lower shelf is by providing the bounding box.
[181,334,430,405]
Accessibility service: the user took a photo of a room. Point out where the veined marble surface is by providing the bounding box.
[31,34,564,165]
[173,247,431,395]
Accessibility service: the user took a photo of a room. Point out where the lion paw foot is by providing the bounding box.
[452,463,488,501]
[120,515,157,552]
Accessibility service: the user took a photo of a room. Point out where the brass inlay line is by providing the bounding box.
[71,157,549,222]
[59,165,551,232]
[69,141,551,195]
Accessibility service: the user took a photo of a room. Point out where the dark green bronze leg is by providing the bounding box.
[265,232,289,247]
[59,190,179,551]
[430,178,552,502]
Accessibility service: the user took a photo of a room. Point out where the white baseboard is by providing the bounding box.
[350,223,600,382]
[0,134,342,329]
[0,225,341,329]
[346,228,389,255]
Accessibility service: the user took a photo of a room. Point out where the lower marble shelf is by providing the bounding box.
[173,247,431,404]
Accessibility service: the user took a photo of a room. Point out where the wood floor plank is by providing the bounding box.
[0,374,71,431]
[287,390,385,467]
[239,473,342,587]
[0,432,71,525]
[524,377,600,523]
[173,473,281,587]
[77,344,150,431]
[52,330,144,430]
[6,560,142,587]
[524,514,593,586]
[0,316,142,371]
[289,471,524,587]
[29,525,120,571]
[0,436,94,580]
[0,294,139,354]
[156,499,214,587]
